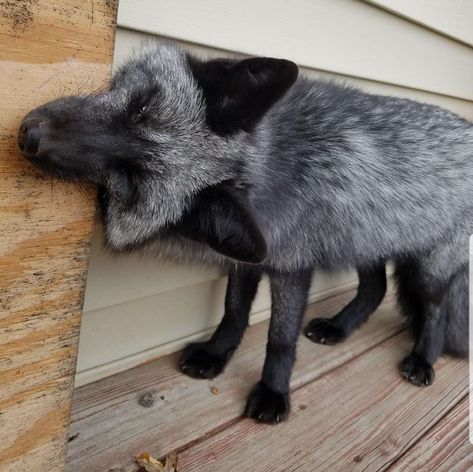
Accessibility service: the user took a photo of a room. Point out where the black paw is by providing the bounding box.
[179,342,230,379]
[304,318,346,345]
[400,353,435,386]
[244,382,290,424]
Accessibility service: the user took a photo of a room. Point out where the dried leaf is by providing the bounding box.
[136,452,164,472]
[164,453,178,472]
[136,452,178,472]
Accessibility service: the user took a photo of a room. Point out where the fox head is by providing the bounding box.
[18,43,298,263]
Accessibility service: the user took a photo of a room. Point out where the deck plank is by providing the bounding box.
[177,334,468,472]
[67,288,404,471]
[387,397,472,472]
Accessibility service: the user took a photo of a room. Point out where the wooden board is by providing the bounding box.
[0,1,117,471]
[387,397,472,472]
[68,284,469,472]
[177,334,468,472]
[67,288,406,472]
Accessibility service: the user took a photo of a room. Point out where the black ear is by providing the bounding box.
[188,55,298,135]
[179,185,267,264]
[105,168,139,208]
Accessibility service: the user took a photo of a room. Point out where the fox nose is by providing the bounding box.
[18,119,42,158]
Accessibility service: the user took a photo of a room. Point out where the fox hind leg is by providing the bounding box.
[305,263,386,345]
[395,245,467,386]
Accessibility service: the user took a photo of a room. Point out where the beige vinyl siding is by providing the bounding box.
[365,0,473,47]
[76,1,473,386]
[117,0,473,100]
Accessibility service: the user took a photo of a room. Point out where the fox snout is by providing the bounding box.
[18,118,42,159]
[16,97,117,183]
[17,112,70,178]
[17,112,62,177]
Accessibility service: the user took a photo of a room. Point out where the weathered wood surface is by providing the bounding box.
[67,288,406,471]
[68,284,469,472]
[178,334,468,472]
[387,397,472,472]
[0,1,117,471]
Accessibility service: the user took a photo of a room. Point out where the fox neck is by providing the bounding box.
[101,132,254,251]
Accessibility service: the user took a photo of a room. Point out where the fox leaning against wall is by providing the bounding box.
[18,43,470,423]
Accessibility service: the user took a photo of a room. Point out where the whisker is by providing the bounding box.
[57,78,65,98]
[86,81,107,97]
[77,182,94,213]
[58,170,70,192]
[45,176,54,218]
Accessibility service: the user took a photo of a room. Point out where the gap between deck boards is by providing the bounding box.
[175,335,468,472]
[66,284,469,472]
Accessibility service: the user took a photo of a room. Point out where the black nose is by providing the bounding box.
[18,119,42,157]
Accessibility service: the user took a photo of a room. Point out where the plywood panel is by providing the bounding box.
[117,0,473,100]
[0,1,117,470]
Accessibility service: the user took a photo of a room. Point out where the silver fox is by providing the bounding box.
[18,43,470,423]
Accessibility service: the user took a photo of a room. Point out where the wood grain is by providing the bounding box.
[0,1,117,470]
[177,334,467,472]
[387,397,472,472]
[67,288,405,472]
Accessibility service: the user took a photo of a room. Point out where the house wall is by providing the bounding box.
[75,0,473,386]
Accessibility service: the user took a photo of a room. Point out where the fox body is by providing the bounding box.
[18,43,470,423]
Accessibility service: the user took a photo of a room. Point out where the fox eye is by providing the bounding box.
[137,104,148,116]
[127,86,159,122]
[133,100,149,119]
[128,95,151,121]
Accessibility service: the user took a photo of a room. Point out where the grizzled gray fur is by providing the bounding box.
[18,43,471,424]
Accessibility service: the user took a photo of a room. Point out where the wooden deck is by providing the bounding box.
[66,286,471,472]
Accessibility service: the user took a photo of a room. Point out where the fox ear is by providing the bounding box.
[179,185,267,264]
[105,168,139,208]
[188,55,298,134]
